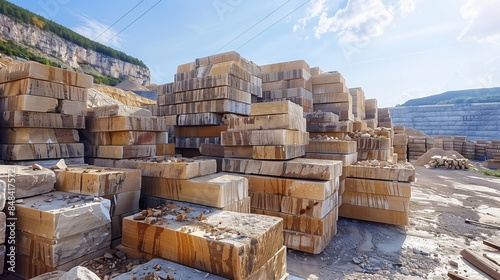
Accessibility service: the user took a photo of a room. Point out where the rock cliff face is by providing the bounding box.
[389,103,500,140]
[0,14,150,85]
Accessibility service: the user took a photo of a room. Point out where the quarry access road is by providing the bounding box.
[288,165,500,279]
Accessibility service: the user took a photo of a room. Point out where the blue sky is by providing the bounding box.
[8,0,500,107]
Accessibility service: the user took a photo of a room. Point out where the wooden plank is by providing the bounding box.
[17,224,111,267]
[221,130,309,146]
[483,240,500,251]
[199,143,225,157]
[253,145,306,160]
[100,157,217,179]
[164,86,252,105]
[460,249,500,280]
[223,158,343,180]
[250,100,303,116]
[0,128,79,144]
[342,191,410,212]
[306,140,357,154]
[174,125,227,137]
[90,104,152,118]
[122,202,283,279]
[344,178,411,197]
[87,116,167,132]
[305,152,358,167]
[54,166,141,196]
[244,174,336,200]
[227,114,306,131]
[0,143,84,160]
[224,146,254,158]
[175,137,220,148]
[156,143,176,156]
[447,271,468,280]
[16,191,111,239]
[253,206,337,236]
[0,111,85,129]
[338,204,409,226]
[141,173,248,208]
[177,113,223,126]
[0,78,88,101]
[0,95,58,112]
[347,165,416,182]
[89,145,156,159]
[250,191,338,218]
[0,61,93,88]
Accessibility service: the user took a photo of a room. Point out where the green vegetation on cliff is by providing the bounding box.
[0,39,61,67]
[400,88,500,106]
[0,1,148,69]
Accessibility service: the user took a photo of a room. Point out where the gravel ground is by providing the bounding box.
[288,165,500,279]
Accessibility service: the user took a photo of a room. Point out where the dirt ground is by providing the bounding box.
[287,165,500,280]
[4,165,499,279]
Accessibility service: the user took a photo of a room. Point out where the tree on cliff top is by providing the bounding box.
[0,1,148,69]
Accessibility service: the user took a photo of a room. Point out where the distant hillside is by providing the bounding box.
[400,87,500,106]
[0,1,150,85]
[0,1,146,68]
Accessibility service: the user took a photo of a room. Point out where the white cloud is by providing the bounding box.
[458,0,500,43]
[295,0,420,43]
[314,0,395,43]
[72,15,123,48]
[399,0,420,16]
[293,0,327,32]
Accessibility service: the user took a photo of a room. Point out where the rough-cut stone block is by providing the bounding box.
[0,165,55,198]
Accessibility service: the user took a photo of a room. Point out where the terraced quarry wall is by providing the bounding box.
[389,103,500,141]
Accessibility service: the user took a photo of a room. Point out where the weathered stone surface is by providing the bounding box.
[0,165,55,198]
[0,14,149,85]
[113,258,227,280]
[0,212,5,244]
[390,104,500,140]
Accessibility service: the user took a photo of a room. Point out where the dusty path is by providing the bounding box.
[288,166,500,279]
